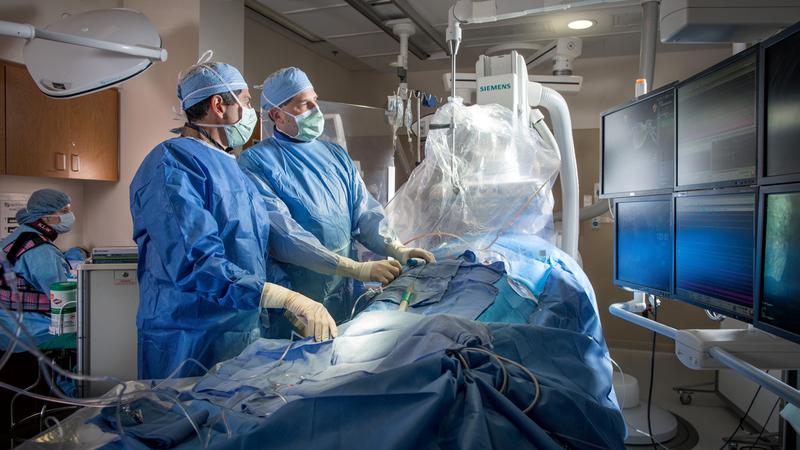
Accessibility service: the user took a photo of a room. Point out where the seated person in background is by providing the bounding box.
[0,189,74,311]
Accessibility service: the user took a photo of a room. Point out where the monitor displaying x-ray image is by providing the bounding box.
[676,49,757,189]
[674,190,755,321]
[763,22,800,181]
[614,196,672,295]
[757,188,800,343]
[601,87,675,197]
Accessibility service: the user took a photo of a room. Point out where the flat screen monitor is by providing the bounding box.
[676,48,758,190]
[613,195,672,296]
[674,189,756,321]
[601,85,675,197]
[755,183,800,343]
[761,22,800,183]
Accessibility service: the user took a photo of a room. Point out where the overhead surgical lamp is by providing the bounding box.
[0,8,167,98]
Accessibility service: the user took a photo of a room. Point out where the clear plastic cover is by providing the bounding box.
[386,99,560,259]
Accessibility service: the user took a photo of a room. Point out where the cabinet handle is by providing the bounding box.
[55,153,66,171]
[71,154,80,172]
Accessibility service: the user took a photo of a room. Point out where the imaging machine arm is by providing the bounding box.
[444,0,600,260]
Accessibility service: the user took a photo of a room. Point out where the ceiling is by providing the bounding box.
[247,0,727,73]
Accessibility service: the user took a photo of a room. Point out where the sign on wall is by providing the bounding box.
[0,193,30,240]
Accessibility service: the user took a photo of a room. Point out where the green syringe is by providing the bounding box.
[398,287,413,312]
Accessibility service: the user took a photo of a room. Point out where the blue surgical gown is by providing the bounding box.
[239,132,396,323]
[131,137,288,380]
[0,224,70,296]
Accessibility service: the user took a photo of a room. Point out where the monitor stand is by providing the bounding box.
[676,327,800,370]
[613,372,678,445]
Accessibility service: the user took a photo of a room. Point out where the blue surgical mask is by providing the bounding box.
[282,106,324,142]
[51,212,75,234]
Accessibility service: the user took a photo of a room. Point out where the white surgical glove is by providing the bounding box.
[385,242,436,265]
[336,257,401,285]
[260,283,337,341]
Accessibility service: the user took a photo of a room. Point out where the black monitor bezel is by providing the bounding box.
[674,45,760,192]
[672,186,757,323]
[758,21,800,186]
[599,83,678,199]
[754,182,800,344]
[612,194,674,297]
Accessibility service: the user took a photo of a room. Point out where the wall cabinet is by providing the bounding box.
[2,61,119,181]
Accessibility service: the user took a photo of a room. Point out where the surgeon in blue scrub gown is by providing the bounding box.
[239,67,435,322]
[131,58,365,380]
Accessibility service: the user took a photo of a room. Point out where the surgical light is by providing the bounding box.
[567,19,595,30]
[0,8,167,98]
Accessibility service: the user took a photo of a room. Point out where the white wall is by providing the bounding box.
[244,12,374,108]
[81,0,201,248]
[200,0,244,67]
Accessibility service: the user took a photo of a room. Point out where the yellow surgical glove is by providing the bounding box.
[336,257,401,285]
[385,242,437,265]
[260,283,337,341]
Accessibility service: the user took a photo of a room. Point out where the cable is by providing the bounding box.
[453,346,541,414]
[607,355,626,410]
[730,397,781,450]
[349,287,381,321]
[637,297,674,450]
[719,382,765,450]
[647,295,658,449]
[459,347,509,395]
[751,398,781,449]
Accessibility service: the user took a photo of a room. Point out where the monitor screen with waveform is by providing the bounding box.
[677,49,757,189]
[674,190,755,321]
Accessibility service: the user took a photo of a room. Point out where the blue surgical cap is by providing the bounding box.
[260,67,313,110]
[177,62,248,110]
[16,189,71,225]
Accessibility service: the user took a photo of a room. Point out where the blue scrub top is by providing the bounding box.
[239,131,396,322]
[0,224,70,296]
[130,137,284,379]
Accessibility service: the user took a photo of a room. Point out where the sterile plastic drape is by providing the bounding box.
[386,99,560,257]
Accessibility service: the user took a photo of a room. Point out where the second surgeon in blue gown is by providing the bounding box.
[239,67,435,322]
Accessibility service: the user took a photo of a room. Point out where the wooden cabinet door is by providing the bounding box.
[67,88,119,181]
[5,63,71,178]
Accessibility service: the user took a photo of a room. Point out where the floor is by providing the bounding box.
[610,348,777,450]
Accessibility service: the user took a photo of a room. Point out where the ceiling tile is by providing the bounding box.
[285,5,382,37]
[257,0,347,14]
